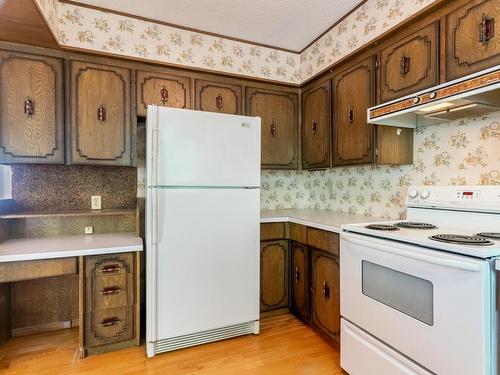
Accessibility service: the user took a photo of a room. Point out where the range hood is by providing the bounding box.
[368,66,500,128]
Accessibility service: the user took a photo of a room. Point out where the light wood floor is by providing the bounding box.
[0,314,343,374]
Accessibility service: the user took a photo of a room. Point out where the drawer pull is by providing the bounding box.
[400,55,410,75]
[160,87,169,105]
[480,15,494,44]
[97,316,121,327]
[99,286,122,295]
[97,264,122,274]
[24,98,35,117]
[312,120,318,135]
[215,94,223,111]
[294,266,300,284]
[322,281,330,300]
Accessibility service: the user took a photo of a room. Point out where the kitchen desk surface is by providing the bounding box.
[261,209,382,234]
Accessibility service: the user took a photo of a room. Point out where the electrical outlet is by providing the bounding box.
[84,226,93,234]
[91,195,102,210]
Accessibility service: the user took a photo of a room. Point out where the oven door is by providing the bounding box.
[341,232,492,375]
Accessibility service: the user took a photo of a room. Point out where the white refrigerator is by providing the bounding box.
[145,106,261,357]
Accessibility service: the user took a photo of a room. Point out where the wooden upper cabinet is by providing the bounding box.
[380,22,439,103]
[311,250,340,344]
[136,70,191,116]
[0,51,64,164]
[445,0,499,81]
[195,79,242,114]
[302,79,331,169]
[260,240,289,312]
[246,87,298,169]
[69,61,133,166]
[291,242,309,322]
[332,57,375,166]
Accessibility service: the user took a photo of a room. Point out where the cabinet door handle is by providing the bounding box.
[400,55,410,75]
[270,121,277,137]
[322,281,330,300]
[312,120,318,135]
[99,286,122,295]
[347,107,354,124]
[215,95,223,111]
[97,264,121,274]
[97,105,106,122]
[480,15,495,44]
[24,98,35,117]
[97,316,121,327]
[160,87,169,105]
[294,266,300,284]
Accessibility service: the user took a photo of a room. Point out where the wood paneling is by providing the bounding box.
[332,56,376,166]
[291,242,309,322]
[302,79,331,169]
[246,87,298,169]
[311,250,340,344]
[195,79,242,114]
[376,126,414,165]
[136,70,191,116]
[445,0,500,81]
[0,258,77,283]
[0,0,58,49]
[380,22,439,102]
[260,240,289,312]
[306,228,339,256]
[288,223,307,244]
[69,61,133,166]
[0,51,64,163]
[260,223,285,241]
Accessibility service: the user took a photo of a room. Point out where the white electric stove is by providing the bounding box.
[340,186,500,375]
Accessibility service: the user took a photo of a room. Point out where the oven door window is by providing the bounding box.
[362,260,433,326]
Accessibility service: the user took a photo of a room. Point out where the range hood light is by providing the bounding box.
[449,103,478,112]
[419,102,455,112]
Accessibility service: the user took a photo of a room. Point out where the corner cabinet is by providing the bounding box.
[69,61,134,166]
[302,79,331,170]
[445,0,500,81]
[195,79,242,115]
[332,56,376,166]
[246,87,298,169]
[0,50,64,164]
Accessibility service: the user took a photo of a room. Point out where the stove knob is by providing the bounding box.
[408,189,418,199]
[420,190,430,199]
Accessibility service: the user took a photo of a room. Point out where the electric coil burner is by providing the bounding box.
[365,224,399,231]
[396,222,437,229]
[477,232,500,240]
[429,234,494,246]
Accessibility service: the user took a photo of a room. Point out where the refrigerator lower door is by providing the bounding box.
[146,187,260,356]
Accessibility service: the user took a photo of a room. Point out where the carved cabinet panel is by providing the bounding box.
[0,50,64,164]
[136,70,191,116]
[260,240,289,312]
[380,22,439,102]
[69,61,133,166]
[195,79,242,114]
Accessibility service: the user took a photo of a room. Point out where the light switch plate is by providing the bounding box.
[91,195,102,210]
[84,226,93,234]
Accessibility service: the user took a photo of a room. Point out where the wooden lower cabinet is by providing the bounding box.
[260,240,289,312]
[311,249,340,344]
[291,242,309,321]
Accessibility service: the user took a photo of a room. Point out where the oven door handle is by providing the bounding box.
[342,233,481,272]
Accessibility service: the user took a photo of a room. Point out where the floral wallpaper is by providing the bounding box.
[262,113,500,219]
[33,0,437,84]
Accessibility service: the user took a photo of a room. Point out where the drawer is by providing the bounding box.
[288,223,306,243]
[0,258,77,283]
[307,228,339,256]
[85,253,134,278]
[85,306,134,347]
[260,223,285,241]
[86,273,134,312]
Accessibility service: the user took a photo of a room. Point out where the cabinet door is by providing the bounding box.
[376,125,414,165]
[311,250,340,343]
[446,0,500,81]
[0,51,64,164]
[69,61,133,166]
[136,70,191,116]
[302,79,331,169]
[380,22,439,103]
[332,57,375,166]
[291,242,309,321]
[195,79,242,114]
[247,87,298,169]
[260,240,289,312]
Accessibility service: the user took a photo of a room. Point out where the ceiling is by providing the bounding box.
[64,0,361,51]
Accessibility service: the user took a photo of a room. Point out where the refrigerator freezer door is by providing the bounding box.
[147,106,261,188]
[148,187,260,340]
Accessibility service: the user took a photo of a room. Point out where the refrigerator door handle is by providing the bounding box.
[152,128,159,187]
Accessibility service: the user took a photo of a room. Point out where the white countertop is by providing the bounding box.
[260,209,381,233]
[0,232,143,263]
